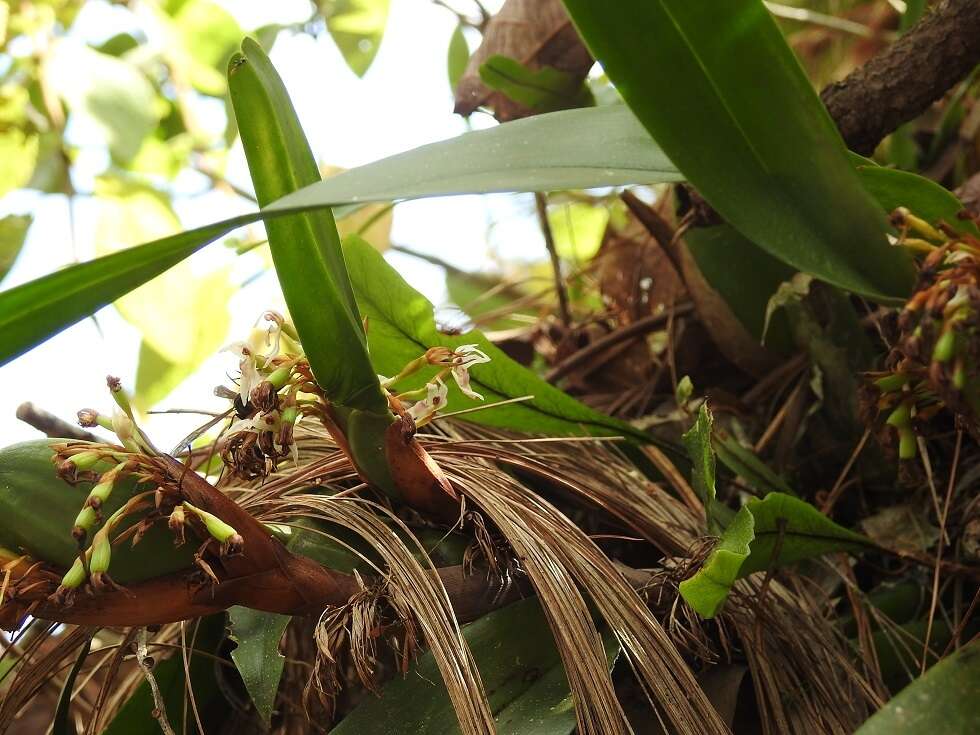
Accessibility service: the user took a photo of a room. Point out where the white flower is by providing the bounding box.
[450,344,490,400]
[220,312,286,402]
[407,379,449,424]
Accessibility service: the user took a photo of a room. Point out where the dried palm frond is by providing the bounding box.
[258,494,494,735]
[446,456,729,735]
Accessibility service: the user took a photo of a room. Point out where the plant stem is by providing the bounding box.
[534,192,573,328]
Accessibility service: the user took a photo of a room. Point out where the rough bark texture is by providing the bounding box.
[821,0,980,154]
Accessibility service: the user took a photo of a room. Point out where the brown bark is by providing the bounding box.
[821,0,980,154]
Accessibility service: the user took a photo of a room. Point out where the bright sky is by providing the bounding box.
[0,0,554,449]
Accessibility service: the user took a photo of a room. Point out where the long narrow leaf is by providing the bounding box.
[560,0,916,300]
[229,39,387,413]
[0,217,249,366]
[1,104,961,369]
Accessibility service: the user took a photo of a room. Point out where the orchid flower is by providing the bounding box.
[407,379,449,425]
[221,312,286,402]
[421,344,491,399]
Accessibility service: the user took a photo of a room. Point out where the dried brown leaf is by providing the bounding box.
[454,0,593,121]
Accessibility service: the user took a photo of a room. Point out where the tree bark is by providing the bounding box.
[821,0,980,154]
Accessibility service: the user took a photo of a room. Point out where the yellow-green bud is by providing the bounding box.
[60,557,86,590]
[898,427,918,460]
[886,402,912,428]
[874,374,909,393]
[182,502,243,553]
[89,532,111,575]
[933,330,956,363]
[267,365,292,390]
[73,506,98,533]
[107,375,134,418]
[954,360,967,391]
[67,450,103,470]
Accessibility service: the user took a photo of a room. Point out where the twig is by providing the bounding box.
[922,430,962,672]
[821,428,871,514]
[534,192,573,328]
[546,303,694,382]
[135,628,176,735]
[15,402,96,441]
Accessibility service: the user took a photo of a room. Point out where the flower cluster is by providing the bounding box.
[868,208,980,459]
[218,312,305,478]
[382,344,491,426]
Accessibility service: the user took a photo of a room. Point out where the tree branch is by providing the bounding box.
[821,0,980,154]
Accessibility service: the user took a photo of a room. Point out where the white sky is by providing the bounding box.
[0,0,554,449]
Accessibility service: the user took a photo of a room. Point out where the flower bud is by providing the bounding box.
[898,427,918,460]
[106,376,134,418]
[182,502,243,554]
[60,557,87,590]
[111,408,135,443]
[67,451,103,470]
[73,506,98,536]
[886,402,912,428]
[933,329,956,363]
[89,531,111,575]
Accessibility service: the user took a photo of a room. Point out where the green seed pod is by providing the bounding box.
[886,402,912,428]
[60,557,86,590]
[898,428,918,460]
[874,374,909,393]
[933,329,956,363]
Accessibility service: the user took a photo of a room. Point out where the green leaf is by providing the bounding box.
[4,103,964,370]
[229,38,388,414]
[0,216,249,368]
[713,434,794,496]
[680,492,873,618]
[854,161,980,236]
[322,0,390,77]
[105,615,226,735]
[682,404,733,532]
[52,637,91,735]
[560,0,915,301]
[447,24,469,90]
[344,234,648,441]
[267,105,682,213]
[855,641,980,734]
[678,506,754,618]
[45,40,158,163]
[228,607,289,727]
[332,596,618,735]
[0,214,31,284]
[478,55,593,113]
[683,404,715,504]
[685,223,794,350]
[737,492,871,575]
